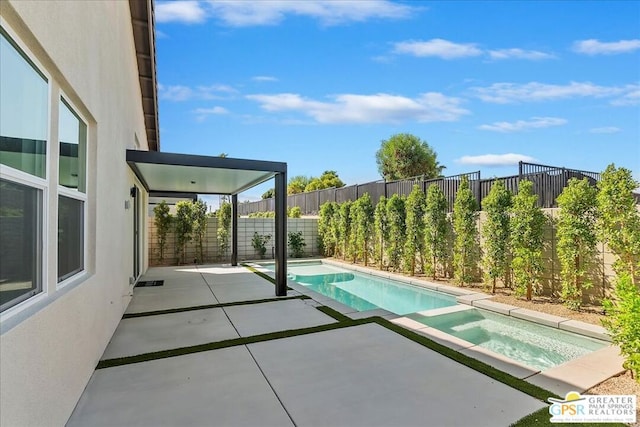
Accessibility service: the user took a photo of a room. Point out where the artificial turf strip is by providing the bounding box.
[509,406,627,427]
[122,295,310,319]
[241,263,294,290]
[315,305,354,323]
[96,318,369,369]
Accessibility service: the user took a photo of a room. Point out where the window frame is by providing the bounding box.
[56,93,89,289]
[0,19,52,314]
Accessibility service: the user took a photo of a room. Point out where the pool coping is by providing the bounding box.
[320,259,611,343]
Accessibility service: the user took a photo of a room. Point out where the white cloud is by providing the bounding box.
[589,126,621,134]
[194,107,228,115]
[193,106,229,122]
[573,39,640,55]
[252,76,278,82]
[156,1,207,24]
[457,153,537,167]
[478,117,567,133]
[158,84,193,101]
[488,48,555,60]
[611,87,640,106]
[471,81,632,104]
[393,39,482,59]
[159,83,237,101]
[246,92,469,124]
[205,0,416,27]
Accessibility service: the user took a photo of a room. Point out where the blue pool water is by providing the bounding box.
[262,261,456,315]
[410,308,608,370]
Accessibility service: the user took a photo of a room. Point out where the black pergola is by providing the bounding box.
[126,149,288,295]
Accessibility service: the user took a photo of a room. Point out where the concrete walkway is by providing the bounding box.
[68,264,546,426]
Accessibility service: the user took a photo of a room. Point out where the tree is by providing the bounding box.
[352,193,375,265]
[597,164,640,285]
[404,184,427,275]
[216,202,232,259]
[305,170,345,192]
[261,188,274,199]
[318,202,338,256]
[453,176,479,285]
[373,196,388,269]
[288,175,311,195]
[386,194,406,271]
[175,201,194,264]
[556,178,598,309]
[481,180,512,293]
[510,180,546,300]
[375,133,445,181]
[337,201,353,261]
[153,200,172,263]
[425,184,449,280]
[192,199,208,264]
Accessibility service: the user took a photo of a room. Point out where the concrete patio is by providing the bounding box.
[68,264,548,426]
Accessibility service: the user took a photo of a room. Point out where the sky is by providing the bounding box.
[154,0,640,206]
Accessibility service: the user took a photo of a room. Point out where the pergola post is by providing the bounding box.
[231,194,238,266]
[274,171,287,296]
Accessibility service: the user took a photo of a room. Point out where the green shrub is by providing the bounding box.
[318,202,337,256]
[453,176,479,285]
[510,180,546,300]
[373,196,388,269]
[425,184,449,280]
[597,164,640,284]
[556,178,598,309]
[175,201,194,264]
[602,274,640,381]
[251,232,271,258]
[481,180,512,293]
[216,202,232,258]
[288,231,306,258]
[337,201,353,260]
[153,200,172,262]
[288,206,302,218]
[352,193,374,265]
[386,194,406,271]
[192,200,208,263]
[404,184,426,275]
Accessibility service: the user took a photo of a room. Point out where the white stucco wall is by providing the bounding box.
[0,1,149,425]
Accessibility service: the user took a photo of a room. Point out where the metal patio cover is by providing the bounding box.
[126,149,288,295]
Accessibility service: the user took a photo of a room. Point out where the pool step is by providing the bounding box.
[416,304,475,317]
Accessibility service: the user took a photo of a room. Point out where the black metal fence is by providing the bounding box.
[238,162,601,215]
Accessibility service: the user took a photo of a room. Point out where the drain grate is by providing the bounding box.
[135,280,164,288]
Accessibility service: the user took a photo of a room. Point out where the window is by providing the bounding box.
[57,98,87,283]
[1,24,90,313]
[58,195,84,281]
[0,27,48,178]
[0,179,42,312]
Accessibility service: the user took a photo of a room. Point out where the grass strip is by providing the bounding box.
[508,406,627,427]
[97,319,367,369]
[315,305,354,323]
[122,295,310,319]
[241,263,294,290]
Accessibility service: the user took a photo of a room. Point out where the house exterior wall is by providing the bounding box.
[0,1,150,425]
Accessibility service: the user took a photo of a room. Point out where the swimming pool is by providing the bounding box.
[409,308,608,370]
[262,261,457,315]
